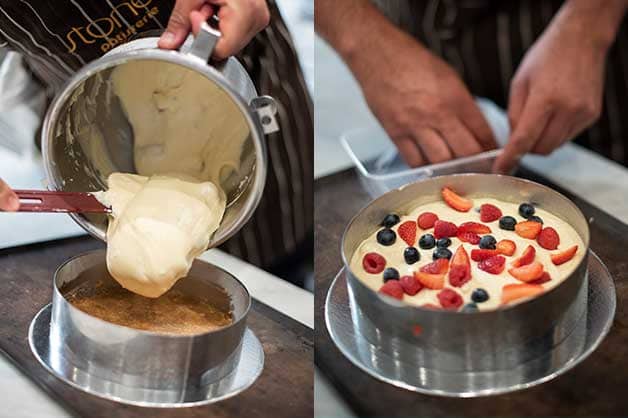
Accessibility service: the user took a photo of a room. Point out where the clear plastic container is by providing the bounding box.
[340,98,509,198]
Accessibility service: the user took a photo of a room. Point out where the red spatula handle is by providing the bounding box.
[13,190,111,213]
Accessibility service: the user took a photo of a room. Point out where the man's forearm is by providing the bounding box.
[315,0,380,59]
[315,0,432,82]
[316,0,426,62]
[561,0,628,50]
[315,0,363,54]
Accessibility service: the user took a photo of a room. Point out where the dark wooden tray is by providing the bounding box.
[315,167,628,417]
[0,237,313,418]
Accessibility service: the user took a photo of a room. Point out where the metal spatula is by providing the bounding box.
[14,190,111,213]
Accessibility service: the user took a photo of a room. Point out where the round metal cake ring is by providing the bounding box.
[325,251,616,397]
[29,305,264,408]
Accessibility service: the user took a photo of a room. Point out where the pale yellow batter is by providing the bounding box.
[111,60,250,186]
[91,61,251,298]
[96,173,226,298]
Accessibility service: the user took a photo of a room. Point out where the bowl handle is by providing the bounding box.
[250,96,280,134]
[188,21,220,63]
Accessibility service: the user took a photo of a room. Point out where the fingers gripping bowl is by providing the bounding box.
[341,174,590,372]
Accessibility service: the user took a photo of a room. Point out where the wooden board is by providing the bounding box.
[315,167,628,417]
[0,237,313,418]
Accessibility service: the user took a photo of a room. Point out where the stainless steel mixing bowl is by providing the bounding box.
[341,174,590,372]
[49,250,250,400]
[41,23,278,248]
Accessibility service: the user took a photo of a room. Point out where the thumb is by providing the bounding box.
[0,180,18,212]
[159,0,211,50]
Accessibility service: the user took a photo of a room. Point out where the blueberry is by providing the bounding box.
[479,235,497,250]
[471,288,489,303]
[518,203,535,218]
[529,215,544,224]
[419,234,436,249]
[403,247,420,264]
[381,214,400,228]
[499,216,517,231]
[433,247,452,260]
[462,303,479,312]
[377,228,396,246]
[436,237,451,248]
[383,267,400,282]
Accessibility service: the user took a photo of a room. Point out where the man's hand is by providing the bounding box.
[357,36,496,166]
[317,0,495,166]
[0,179,18,212]
[158,0,270,60]
[494,0,627,173]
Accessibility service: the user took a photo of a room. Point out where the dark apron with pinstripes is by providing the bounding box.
[371,0,628,165]
[0,0,313,272]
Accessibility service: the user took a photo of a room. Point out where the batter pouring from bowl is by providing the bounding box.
[96,173,226,298]
[95,54,249,298]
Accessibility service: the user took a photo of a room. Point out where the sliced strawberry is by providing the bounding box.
[457,221,491,234]
[480,204,502,222]
[417,212,438,229]
[362,252,386,274]
[551,245,579,265]
[449,245,471,287]
[434,220,458,239]
[457,231,481,244]
[400,275,423,296]
[496,239,516,256]
[437,288,464,310]
[478,255,506,274]
[508,261,545,282]
[501,283,544,304]
[422,303,441,310]
[379,280,404,299]
[537,227,560,250]
[442,187,473,212]
[529,271,552,285]
[512,245,536,267]
[419,258,450,274]
[397,221,417,246]
[470,249,500,261]
[414,272,445,290]
[449,265,469,287]
[515,221,542,239]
